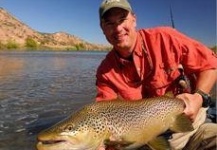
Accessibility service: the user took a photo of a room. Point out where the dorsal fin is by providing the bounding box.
[164,91,174,98]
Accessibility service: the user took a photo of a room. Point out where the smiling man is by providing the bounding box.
[96,0,217,150]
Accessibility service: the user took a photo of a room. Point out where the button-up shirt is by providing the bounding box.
[96,27,217,101]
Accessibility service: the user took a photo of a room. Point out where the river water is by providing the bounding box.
[0,51,107,150]
[0,51,216,150]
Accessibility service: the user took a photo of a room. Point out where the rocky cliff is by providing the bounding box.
[0,8,108,50]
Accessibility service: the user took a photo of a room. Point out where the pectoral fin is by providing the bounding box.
[104,139,133,150]
[147,136,171,150]
[170,113,194,132]
[164,91,175,98]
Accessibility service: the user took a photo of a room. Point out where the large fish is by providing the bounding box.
[36,96,194,150]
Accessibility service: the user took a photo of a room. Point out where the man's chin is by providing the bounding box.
[114,43,130,50]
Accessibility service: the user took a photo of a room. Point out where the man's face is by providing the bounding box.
[101,8,137,51]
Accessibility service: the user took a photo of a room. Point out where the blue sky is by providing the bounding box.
[1,0,216,47]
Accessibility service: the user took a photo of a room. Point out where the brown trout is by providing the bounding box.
[36,96,193,150]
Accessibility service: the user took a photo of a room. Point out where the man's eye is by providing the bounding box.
[103,17,128,27]
[105,22,114,26]
[118,18,127,23]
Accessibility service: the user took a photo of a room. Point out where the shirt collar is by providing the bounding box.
[133,32,144,57]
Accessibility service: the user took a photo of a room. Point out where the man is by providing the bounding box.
[96,0,217,149]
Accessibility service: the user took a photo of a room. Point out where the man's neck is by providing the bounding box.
[115,49,133,61]
[118,49,133,58]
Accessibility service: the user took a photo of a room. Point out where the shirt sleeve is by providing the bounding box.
[95,75,118,102]
[181,39,217,73]
[165,27,217,73]
[95,57,118,101]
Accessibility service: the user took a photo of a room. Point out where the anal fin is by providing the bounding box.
[147,136,171,150]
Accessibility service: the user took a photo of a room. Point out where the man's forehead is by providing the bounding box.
[103,8,129,19]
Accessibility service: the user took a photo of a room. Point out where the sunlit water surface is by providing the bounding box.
[0,51,107,150]
[0,51,216,150]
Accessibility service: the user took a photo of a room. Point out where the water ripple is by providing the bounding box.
[0,51,106,150]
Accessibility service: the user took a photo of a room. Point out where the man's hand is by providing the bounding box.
[176,93,203,121]
[98,147,106,150]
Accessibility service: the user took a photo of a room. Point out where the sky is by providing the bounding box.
[0,0,216,47]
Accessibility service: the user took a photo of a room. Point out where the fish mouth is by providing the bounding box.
[39,139,66,145]
[36,138,83,150]
[37,139,69,150]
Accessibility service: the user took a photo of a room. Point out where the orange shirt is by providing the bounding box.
[96,27,217,101]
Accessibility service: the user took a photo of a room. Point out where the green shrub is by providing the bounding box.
[6,40,19,49]
[0,41,6,49]
[25,37,38,49]
[75,43,85,50]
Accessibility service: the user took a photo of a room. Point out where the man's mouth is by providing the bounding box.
[115,34,126,41]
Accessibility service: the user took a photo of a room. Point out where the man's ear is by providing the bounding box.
[100,22,106,35]
[132,13,137,28]
[100,21,103,29]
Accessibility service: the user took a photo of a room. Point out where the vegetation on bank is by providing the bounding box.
[0,38,38,50]
[0,38,111,51]
[0,37,215,52]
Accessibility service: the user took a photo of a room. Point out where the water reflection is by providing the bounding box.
[0,51,106,150]
[0,51,215,150]
[0,57,25,80]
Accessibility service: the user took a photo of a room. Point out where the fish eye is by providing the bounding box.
[65,124,74,131]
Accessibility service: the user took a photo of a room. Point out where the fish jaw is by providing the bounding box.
[37,130,106,150]
[37,136,98,150]
[37,139,78,150]
[37,133,85,150]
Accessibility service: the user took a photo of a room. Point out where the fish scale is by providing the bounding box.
[37,96,193,150]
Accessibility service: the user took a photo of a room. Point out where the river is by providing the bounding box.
[0,51,216,150]
[0,51,107,150]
